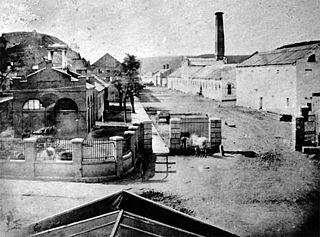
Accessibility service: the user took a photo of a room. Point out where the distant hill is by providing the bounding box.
[1,31,88,74]
[139,56,184,74]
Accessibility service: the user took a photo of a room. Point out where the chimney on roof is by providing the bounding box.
[215,12,225,61]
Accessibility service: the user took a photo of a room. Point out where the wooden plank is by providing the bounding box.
[109,209,124,237]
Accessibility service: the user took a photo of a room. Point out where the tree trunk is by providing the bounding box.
[123,88,128,123]
[129,91,135,113]
[118,91,123,109]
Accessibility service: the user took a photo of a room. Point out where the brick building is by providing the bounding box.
[236,41,320,116]
[11,45,96,138]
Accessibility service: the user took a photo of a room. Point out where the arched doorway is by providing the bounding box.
[54,98,79,138]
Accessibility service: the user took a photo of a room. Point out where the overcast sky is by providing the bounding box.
[1,0,319,62]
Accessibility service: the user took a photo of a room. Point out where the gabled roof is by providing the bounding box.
[187,57,217,66]
[169,67,182,78]
[192,65,235,80]
[188,66,205,77]
[238,42,320,67]
[194,54,250,64]
[92,52,121,68]
[22,190,237,237]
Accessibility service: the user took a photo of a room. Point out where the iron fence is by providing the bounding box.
[36,137,73,161]
[82,139,115,162]
[0,139,25,160]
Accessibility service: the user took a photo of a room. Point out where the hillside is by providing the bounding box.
[1,31,88,74]
[139,55,184,74]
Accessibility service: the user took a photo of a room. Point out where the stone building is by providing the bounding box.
[236,41,320,116]
[153,64,173,87]
[92,52,121,74]
[167,12,248,102]
[11,45,96,138]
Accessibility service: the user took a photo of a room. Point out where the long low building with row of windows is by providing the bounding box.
[167,56,245,102]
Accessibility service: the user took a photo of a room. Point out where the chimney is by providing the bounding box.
[215,12,225,61]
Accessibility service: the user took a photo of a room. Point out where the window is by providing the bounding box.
[286,98,289,107]
[227,84,232,95]
[23,99,44,110]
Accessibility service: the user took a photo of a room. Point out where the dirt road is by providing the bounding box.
[1,87,319,237]
[140,87,292,152]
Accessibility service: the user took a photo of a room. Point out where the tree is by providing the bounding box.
[0,36,9,91]
[121,54,140,115]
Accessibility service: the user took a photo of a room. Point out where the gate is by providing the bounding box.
[82,139,115,162]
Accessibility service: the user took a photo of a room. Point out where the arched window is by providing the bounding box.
[23,99,44,110]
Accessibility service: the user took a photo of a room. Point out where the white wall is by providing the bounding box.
[236,65,297,115]
[296,59,320,115]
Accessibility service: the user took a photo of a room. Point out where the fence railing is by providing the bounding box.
[36,137,73,161]
[0,139,25,160]
[82,139,115,162]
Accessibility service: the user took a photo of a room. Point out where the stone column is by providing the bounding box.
[129,125,139,163]
[23,137,37,178]
[71,138,84,178]
[209,117,222,152]
[110,136,124,178]
[125,130,136,166]
[292,116,305,151]
[143,121,152,154]
[169,118,181,150]
[133,122,143,156]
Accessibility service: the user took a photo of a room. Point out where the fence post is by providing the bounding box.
[133,122,143,157]
[292,116,305,151]
[72,138,84,178]
[169,118,181,151]
[143,121,153,153]
[24,137,37,178]
[209,117,222,152]
[129,125,139,162]
[110,136,124,178]
[125,130,136,166]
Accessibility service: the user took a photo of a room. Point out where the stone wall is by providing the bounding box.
[169,115,222,152]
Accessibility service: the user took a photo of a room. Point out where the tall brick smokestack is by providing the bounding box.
[215,12,225,60]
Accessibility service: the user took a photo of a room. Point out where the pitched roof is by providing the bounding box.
[169,67,182,78]
[86,82,95,89]
[238,42,320,67]
[23,190,237,237]
[194,54,250,64]
[192,65,235,79]
[187,57,217,66]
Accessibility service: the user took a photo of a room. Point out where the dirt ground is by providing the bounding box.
[1,86,319,236]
